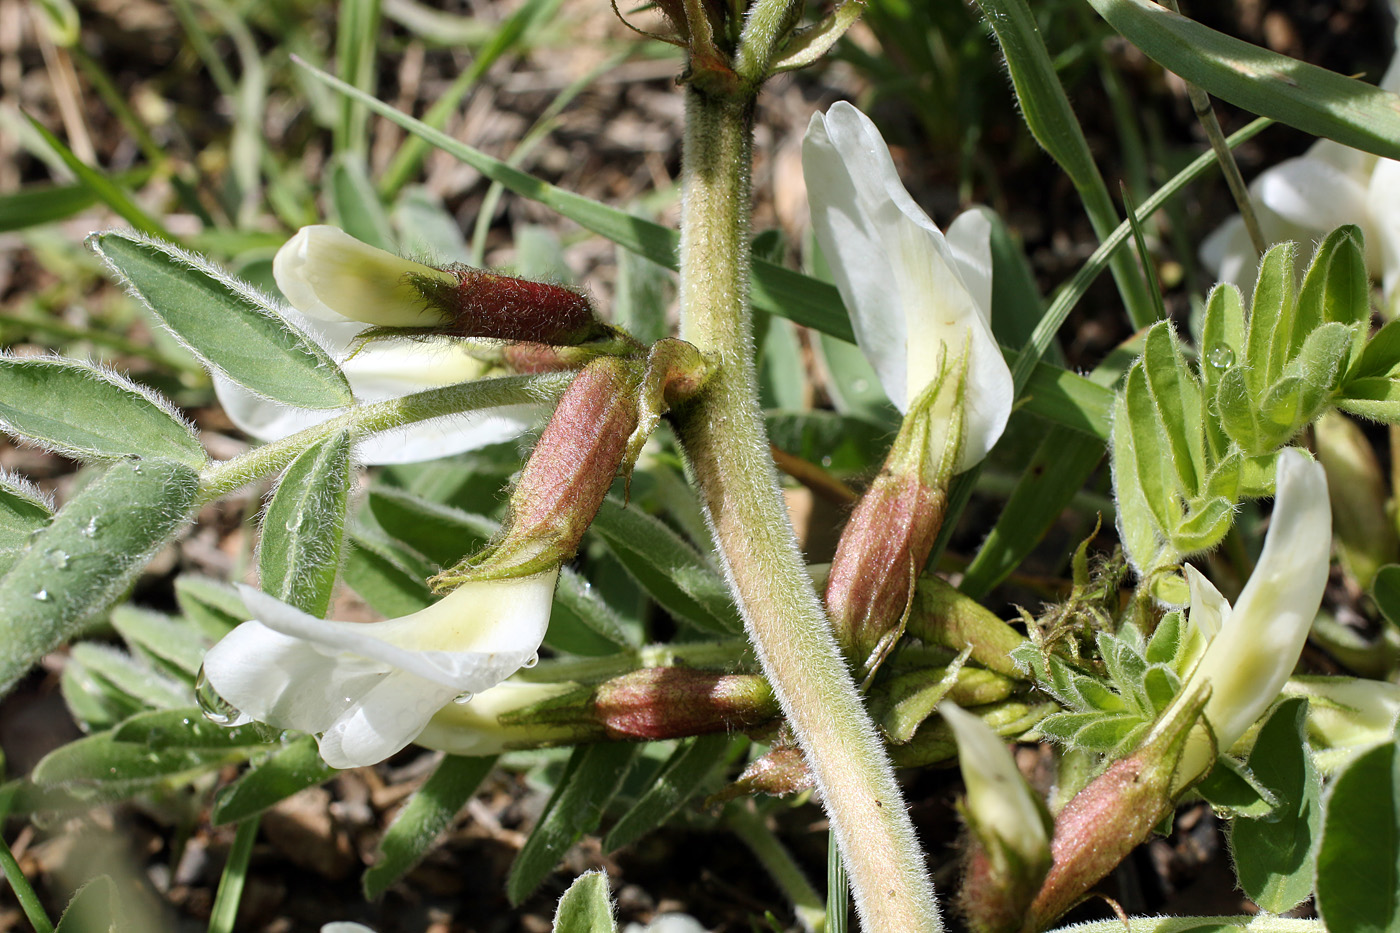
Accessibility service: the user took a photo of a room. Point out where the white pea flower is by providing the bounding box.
[321,924,377,933]
[1173,447,1332,780]
[200,569,559,769]
[414,679,583,756]
[213,226,539,465]
[622,914,710,933]
[940,701,1050,873]
[803,101,1014,472]
[1201,47,1400,305]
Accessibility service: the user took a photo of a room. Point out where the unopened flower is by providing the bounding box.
[216,225,546,464]
[1172,447,1332,782]
[200,570,558,768]
[804,101,1013,472]
[941,702,1051,933]
[413,680,584,756]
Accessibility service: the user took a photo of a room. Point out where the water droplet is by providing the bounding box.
[452,691,474,705]
[1206,345,1235,370]
[851,378,870,394]
[81,516,99,537]
[194,666,241,726]
[820,456,833,468]
[45,549,68,569]
[522,653,539,669]
[33,589,48,602]
[284,514,303,533]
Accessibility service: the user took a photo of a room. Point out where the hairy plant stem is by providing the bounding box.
[671,85,940,933]
[195,371,571,504]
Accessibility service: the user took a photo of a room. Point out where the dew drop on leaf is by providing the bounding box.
[1206,345,1235,369]
[32,588,48,602]
[194,665,242,726]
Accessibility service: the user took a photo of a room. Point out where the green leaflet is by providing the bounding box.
[0,355,205,466]
[211,735,338,824]
[259,430,354,616]
[0,459,198,698]
[88,230,352,410]
[1316,738,1400,932]
[1229,698,1321,912]
[551,871,618,933]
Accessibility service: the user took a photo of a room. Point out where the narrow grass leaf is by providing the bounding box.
[0,459,197,698]
[507,742,641,905]
[1087,0,1400,160]
[603,734,729,853]
[0,355,205,465]
[260,431,354,616]
[88,231,352,409]
[23,112,168,239]
[589,499,742,635]
[364,754,497,899]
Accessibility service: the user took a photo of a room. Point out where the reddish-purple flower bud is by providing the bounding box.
[409,266,612,346]
[710,745,816,804]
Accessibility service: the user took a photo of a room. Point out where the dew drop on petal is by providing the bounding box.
[522,653,539,669]
[1206,345,1235,370]
[194,666,242,726]
[453,691,474,705]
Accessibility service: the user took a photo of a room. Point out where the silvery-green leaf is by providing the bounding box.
[259,430,354,616]
[1073,714,1144,752]
[1316,738,1400,933]
[1145,611,1184,666]
[1195,756,1278,819]
[1216,365,1270,454]
[211,735,337,824]
[1269,322,1354,432]
[110,606,208,677]
[342,527,434,617]
[111,708,282,749]
[508,742,641,905]
[1142,665,1181,714]
[88,231,352,410]
[1336,377,1400,422]
[551,871,617,933]
[1347,319,1400,383]
[68,643,189,710]
[1201,452,1242,503]
[55,876,122,933]
[0,458,198,698]
[366,485,497,567]
[174,575,245,640]
[392,186,471,263]
[1238,452,1279,497]
[1246,242,1298,394]
[327,152,395,250]
[1295,226,1368,355]
[603,734,730,853]
[1035,711,1100,743]
[0,355,205,466]
[363,754,496,899]
[31,727,233,787]
[0,470,51,551]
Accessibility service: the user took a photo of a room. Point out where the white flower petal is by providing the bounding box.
[416,680,580,756]
[203,570,559,768]
[1182,564,1228,641]
[803,102,1012,469]
[274,225,452,328]
[1185,448,1331,755]
[940,701,1048,863]
[317,668,460,769]
[1253,156,1373,238]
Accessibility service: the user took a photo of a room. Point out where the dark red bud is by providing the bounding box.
[709,745,815,805]
[410,267,609,346]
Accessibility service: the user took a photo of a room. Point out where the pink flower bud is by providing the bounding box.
[594,668,779,740]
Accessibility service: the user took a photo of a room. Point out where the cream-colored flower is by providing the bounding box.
[1172,448,1332,779]
[201,570,558,768]
[803,102,1013,471]
[213,226,538,464]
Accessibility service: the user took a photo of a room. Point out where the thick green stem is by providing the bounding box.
[672,86,940,933]
[196,372,571,503]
